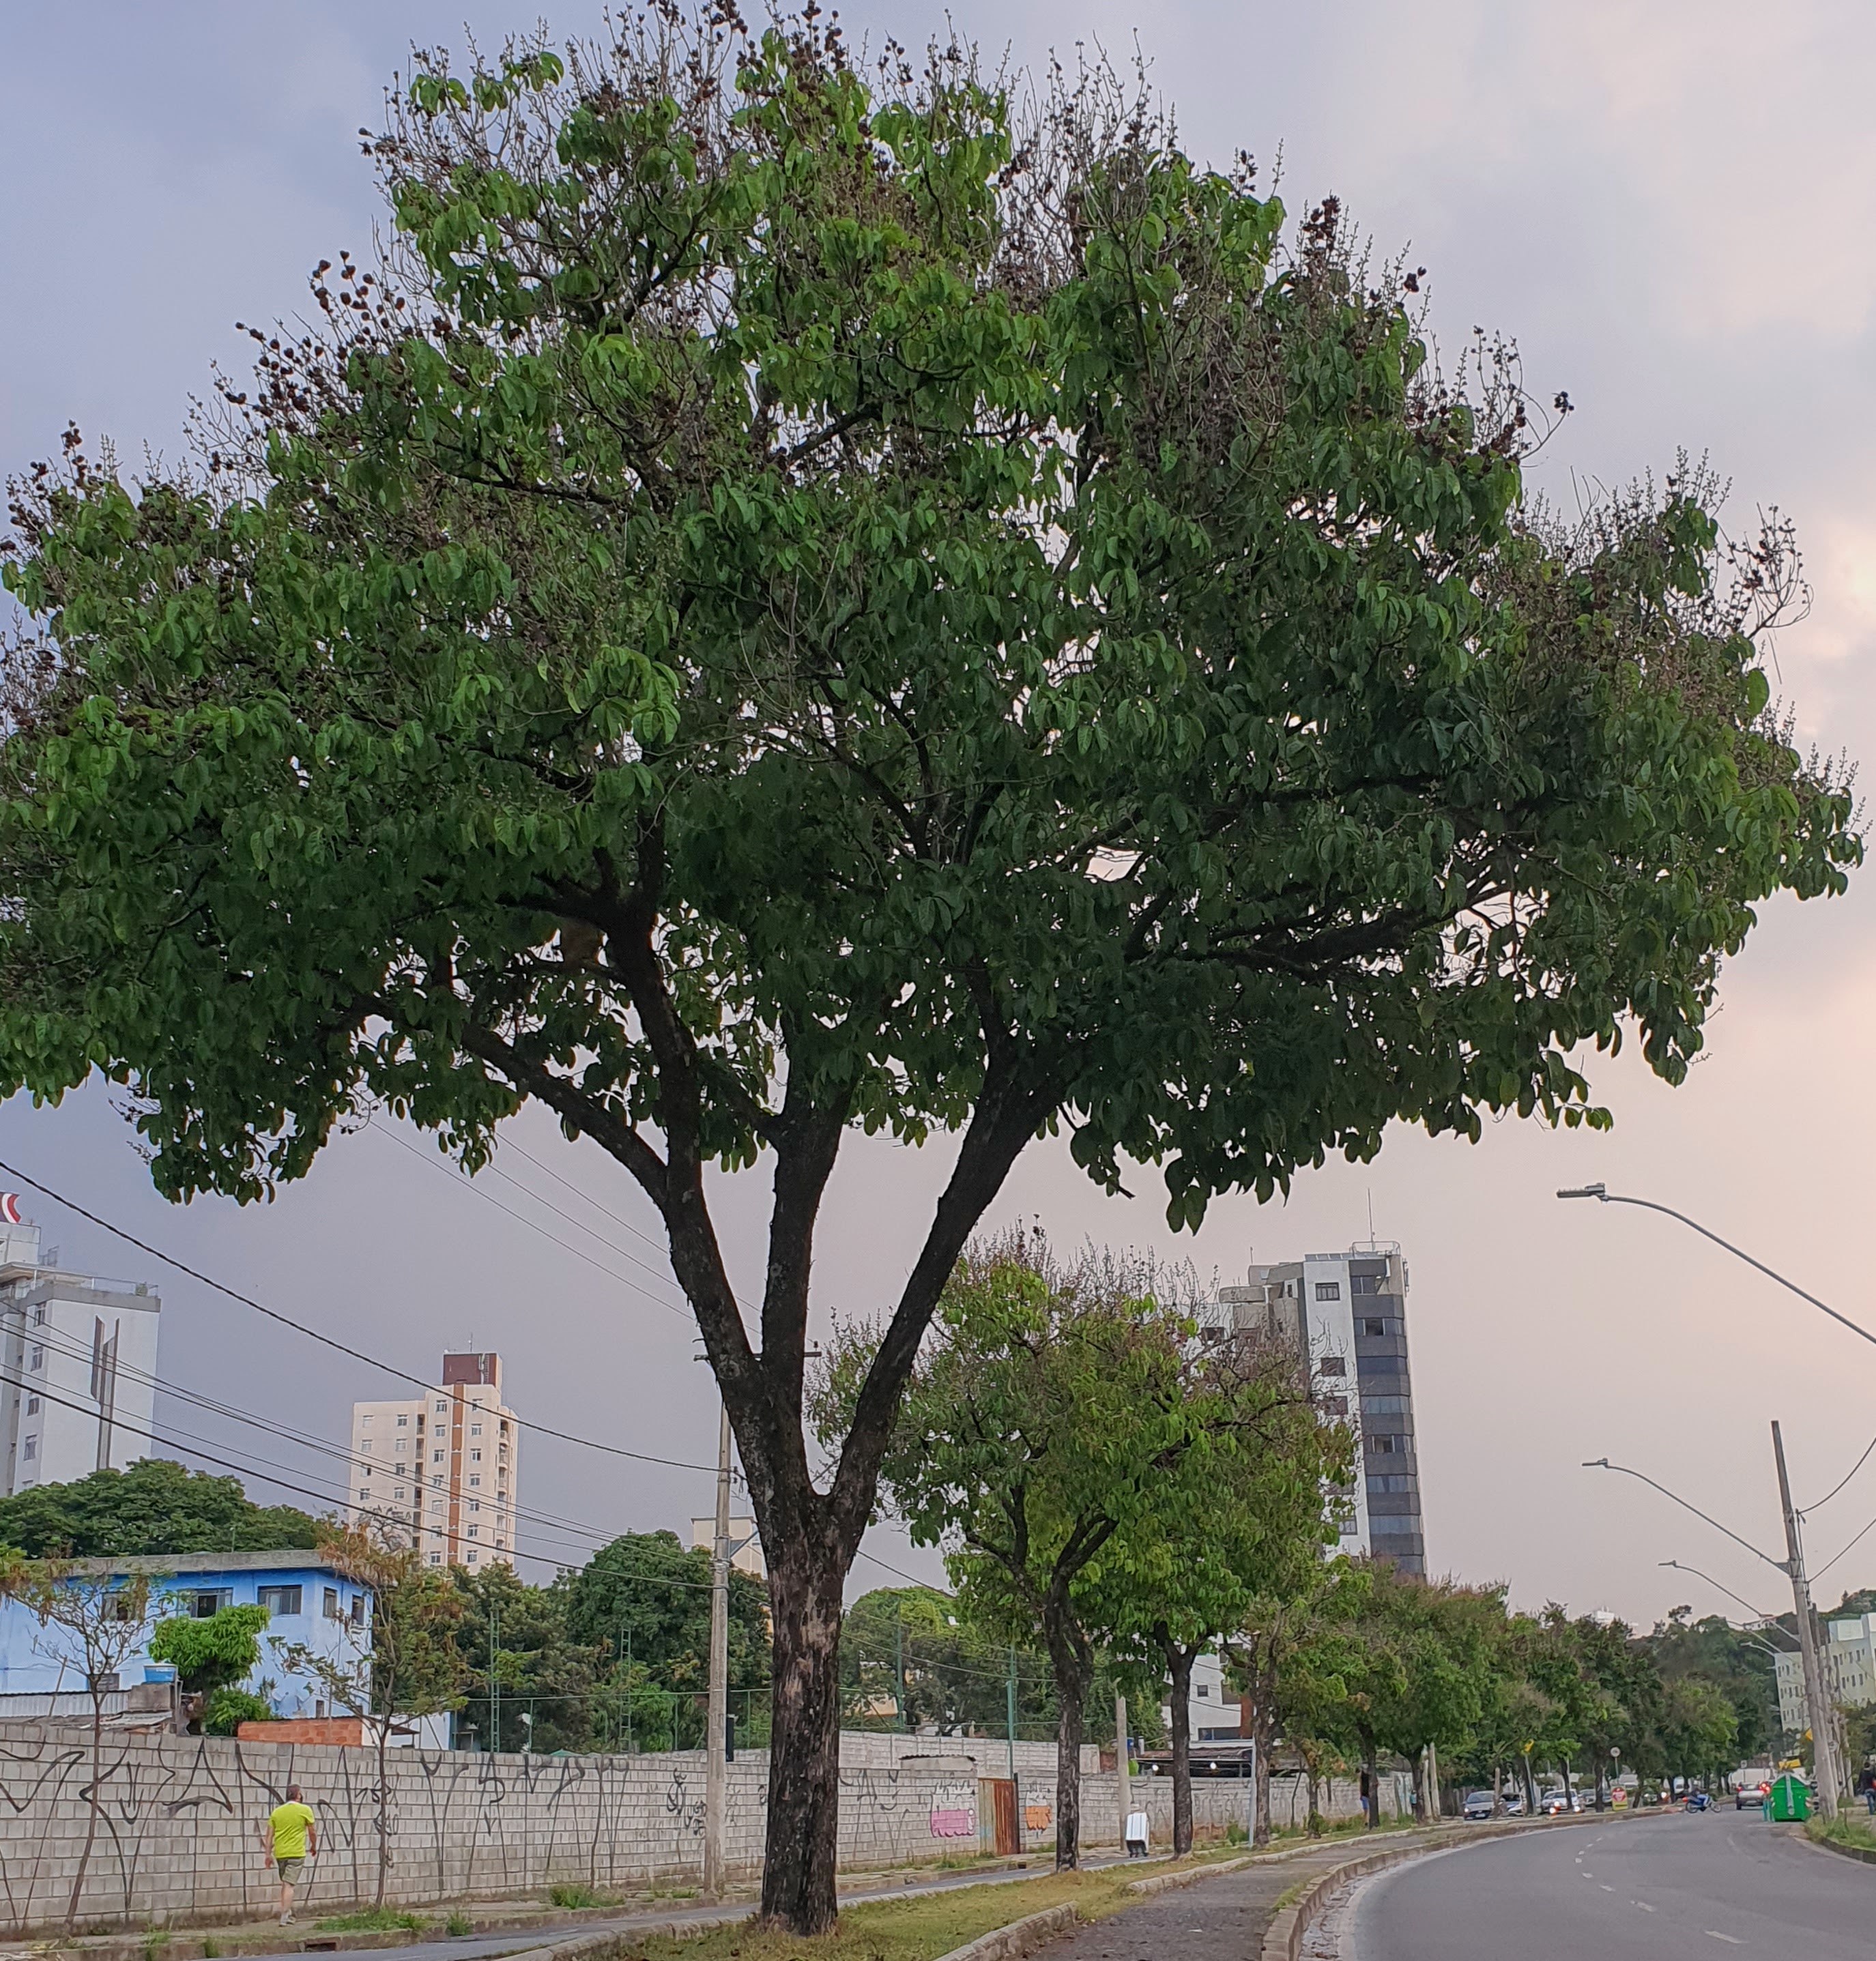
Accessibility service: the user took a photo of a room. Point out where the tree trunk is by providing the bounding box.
[1052,1666,1088,1870]
[1362,1736,1381,1831]
[1561,1754,1573,1811]
[1248,1696,1274,1848]
[1164,1643,1195,1857]
[758,1542,848,1932]
[1492,1760,1505,1818]
[67,1698,104,1932]
[1305,1753,1323,1837]
[1521,1754,1538,1816]
[375,1719,392,1908]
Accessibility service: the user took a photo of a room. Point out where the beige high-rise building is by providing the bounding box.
[349,1352,519,1570]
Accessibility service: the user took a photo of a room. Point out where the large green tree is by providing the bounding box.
[0,1461,321,1558]
[0,8,1856,1929]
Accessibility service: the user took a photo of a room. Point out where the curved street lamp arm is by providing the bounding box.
[1656,1559,1791,1636]
[1582,1457,1791,1575]
[1557,1185,1876,1352]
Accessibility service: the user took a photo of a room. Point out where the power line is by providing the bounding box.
[1812,1511,1876,1585]
[371,1125,693,1318]
[1802,1432,1876,1517]
[0,1158,715,1474]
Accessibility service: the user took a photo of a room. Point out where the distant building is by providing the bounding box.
[348,1352,519,1570]
[0,1550,371,1719]
[1201,1245,1425,1575]
[690,1515,765,1579]
[1776,1615,1876,1732]
[0,1197,160,1496]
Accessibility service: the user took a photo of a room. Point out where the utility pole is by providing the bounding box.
[489,1603,500,1756]
[896,1615,906,1731]
[1773,1419,1839,1820]
[703,1400,732,1897]
[1114,1692,1130,1849]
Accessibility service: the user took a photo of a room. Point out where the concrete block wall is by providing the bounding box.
[0,1722,1401,1936]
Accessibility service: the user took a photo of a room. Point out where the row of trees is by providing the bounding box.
[1,0,1856,1927]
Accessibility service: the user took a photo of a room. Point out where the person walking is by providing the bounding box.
[264,1784,318,1924]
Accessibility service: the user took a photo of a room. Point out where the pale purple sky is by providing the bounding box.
[3,1,1873,1625]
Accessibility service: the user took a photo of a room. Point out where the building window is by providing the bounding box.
[435,1400,448,1413]
[351,1595,366,1625]
[25,1395,38,1416]
[467,1526,480,1539]
[1351,1273,1383,1296]
[468,1499,480,1513]
[433,1449,445,1463]
[360,1441,373,1453]
[1314,1281,1341,1301]
[361,1412,372,1424]
[394,1485,407,1498]
[1372,1436,1399,1455]
[1196,1683,1209,1698]
[27,1346,43,1371]
[396,1414,408,1427]
[471,1423,482,1437]
[359,1487,372,1500]
[466,1549,478,1563]
[431,1498,444,1513]
[1362,1317,1388,1337]
[431,1475,444,1489]
[469,1475,481,1488]
[1362,1395,1409,1416]
[323,1587,341,1619]
[1321,1395,1348,1416]
[470,1448,482,1463]
[258,1585,303,1616]
[20,1434,35,1461]
[1318,1355,1346,1377]
[429,1552,442,1565]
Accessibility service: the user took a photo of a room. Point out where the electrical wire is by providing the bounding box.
[1801,1432,1876,1517]
[0,1157,715,1473]
[1811,1510,1876,1584]
[371,1125,693,1318]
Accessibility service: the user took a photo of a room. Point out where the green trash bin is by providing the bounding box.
[1765,1773,1810,1821]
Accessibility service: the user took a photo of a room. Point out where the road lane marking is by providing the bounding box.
[1600,1885,1614,1891]
[1705,1934,1744,1945]
[1634,1902,1656,1912]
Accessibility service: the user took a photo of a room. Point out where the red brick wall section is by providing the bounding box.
[235,1718,366,1747]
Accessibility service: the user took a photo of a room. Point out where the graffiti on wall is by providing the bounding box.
[927,1780,975,1837]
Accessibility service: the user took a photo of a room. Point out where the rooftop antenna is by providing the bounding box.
[1367,1189,1376,1245]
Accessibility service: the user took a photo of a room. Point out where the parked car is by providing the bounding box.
[1684,1790,1712,1812]
[1538,1788,1576,1815]
[1501,1791,1526,1816]
[1462,1790,1496,1820]
[1735,1779,1770,1811]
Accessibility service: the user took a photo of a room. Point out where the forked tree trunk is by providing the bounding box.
[758,1542,848,1931]
[68,1700,104,1932]
[1164,1643,1195,1856]
[375,1719,393,1907]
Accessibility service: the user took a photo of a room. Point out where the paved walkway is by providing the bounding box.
[1026,1835,1437,1961]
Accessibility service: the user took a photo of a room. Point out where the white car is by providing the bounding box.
[1462,1790,1496,1820]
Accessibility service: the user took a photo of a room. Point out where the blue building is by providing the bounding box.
[0,1550,374,1719]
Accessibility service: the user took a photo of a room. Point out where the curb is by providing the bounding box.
[929,1904,1083,1961]
[1793,1825,1876,1867]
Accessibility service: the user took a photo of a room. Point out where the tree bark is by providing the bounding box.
[1247,1691,1274,1848]
[1362,1735,1381,1831]
[757,1537,848,1932]
[1051,1657,1091,1870]
[68,1696,104,1932]
[1163,1641,1195,1857]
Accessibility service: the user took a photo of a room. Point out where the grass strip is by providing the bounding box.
[605,1850,1243,1961]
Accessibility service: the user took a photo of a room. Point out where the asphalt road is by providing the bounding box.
[1353,1808,1874,1960]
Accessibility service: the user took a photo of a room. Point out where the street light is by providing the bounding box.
[1555,1185,1876,1351]
[1656,1559,1783,1627]
[1581,1459,1789,1575]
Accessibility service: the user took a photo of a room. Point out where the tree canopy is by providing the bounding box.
[0,3,1856,1928]
[0,1459,321,1558]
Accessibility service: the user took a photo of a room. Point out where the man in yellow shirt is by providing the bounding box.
[265,1784,318,1924]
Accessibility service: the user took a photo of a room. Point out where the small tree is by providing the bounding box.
[274,1528,464,1906]
[820,1231,1280,1868]
[150,1602,271,1732]
[0,1559,154,1929]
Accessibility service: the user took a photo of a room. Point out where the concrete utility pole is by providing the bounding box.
[1773,1419,1839,1820]
[703,1401,732,1896]
[1114,1693,1130,1847]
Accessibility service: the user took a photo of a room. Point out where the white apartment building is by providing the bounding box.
[1776,1614,1876,1732]
[690,1514,766,1579]
[1201,1244,1424,1575]
[349,1352,519,1570]
[0,1197,160,1495]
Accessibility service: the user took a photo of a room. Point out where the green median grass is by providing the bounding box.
[609,1849,1245,1961]
[1806,1812,1876,1853]
[315,1908,429,1932]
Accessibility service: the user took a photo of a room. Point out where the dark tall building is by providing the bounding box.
[1202,1246,1425,1575]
